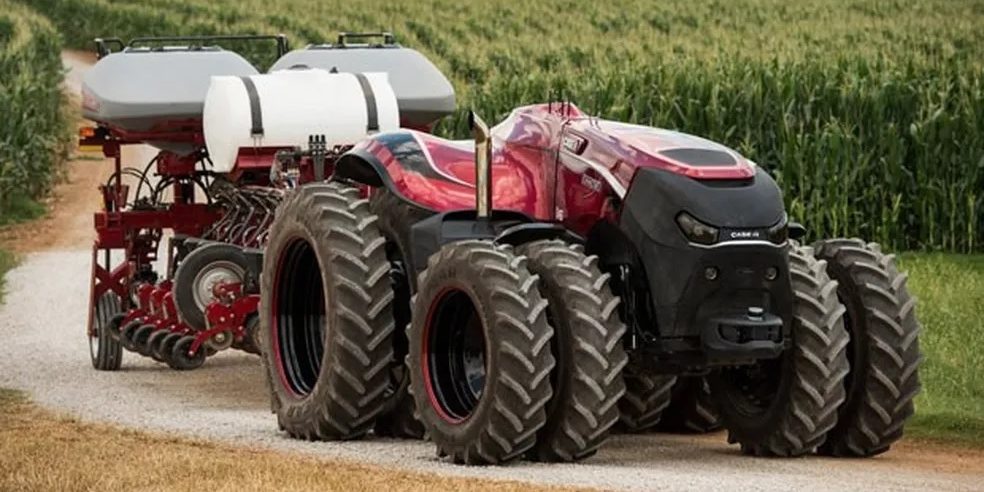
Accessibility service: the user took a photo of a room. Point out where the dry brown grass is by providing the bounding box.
[0,389,577,492]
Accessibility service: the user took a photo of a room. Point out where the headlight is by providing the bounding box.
[676,212,719,245]
[767,214,788,244]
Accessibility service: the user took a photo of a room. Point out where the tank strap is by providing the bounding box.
[353,73,379,133]
[239,76,264,138]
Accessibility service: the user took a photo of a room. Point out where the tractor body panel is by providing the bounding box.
[351,102,791,368]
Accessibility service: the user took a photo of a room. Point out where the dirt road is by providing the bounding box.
[0,52,981,492]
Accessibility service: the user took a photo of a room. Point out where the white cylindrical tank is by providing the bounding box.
[203,69,399,173]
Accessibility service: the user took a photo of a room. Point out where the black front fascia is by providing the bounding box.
[619,167,793,364]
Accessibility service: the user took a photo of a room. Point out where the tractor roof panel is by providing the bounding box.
[82,49,259,132]
[270,46,455,127]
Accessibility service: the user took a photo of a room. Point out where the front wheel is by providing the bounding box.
[813,238,921,457]
[517,239,627,462]
[710,245,849,456]
[409,240,555,465]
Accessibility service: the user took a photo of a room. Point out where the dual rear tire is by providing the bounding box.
[260,182,395,440]
[407,240,555,464]
[408,239,627,464]
[813,238,922,457]
[710,241,920,457]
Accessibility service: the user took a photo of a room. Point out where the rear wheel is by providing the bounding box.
[409,240,555,465]
[655,376,722,434]
[710,245,849,456]
[89,292,123,371]
[260,182,394,440]
[813,238,921,457]
[173,243,248,331]
[369,189,432,439]
[518,239,627,462]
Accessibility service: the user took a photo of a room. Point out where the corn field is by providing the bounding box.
[0,0,70,220]
[10,0,984,251]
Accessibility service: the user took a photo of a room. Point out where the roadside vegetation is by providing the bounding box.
[0,0,71,223]
[0,0,73,284]
[900,254,984,448]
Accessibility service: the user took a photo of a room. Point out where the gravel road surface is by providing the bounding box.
[0,52,979,492]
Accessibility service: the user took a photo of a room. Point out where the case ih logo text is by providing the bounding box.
[730,230,762,239]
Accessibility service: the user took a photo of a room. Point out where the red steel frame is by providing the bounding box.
[84,127,219,338]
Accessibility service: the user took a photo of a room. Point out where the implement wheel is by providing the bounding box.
[89,292,123,371]
[813,238,921,457]
[169,335,206,370]
[145,330,170,363]
[260,182,394,441]
[132,324,155,357]
[156,333,183,363]
[120,321,142,352]
[173,242,248,331]
[409,240,555,465]
[517,239,627,462]
[710,245,849,456]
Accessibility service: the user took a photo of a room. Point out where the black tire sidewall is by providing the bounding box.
[260,205,338,418]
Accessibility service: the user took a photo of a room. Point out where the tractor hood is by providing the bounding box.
[566,117,757,191]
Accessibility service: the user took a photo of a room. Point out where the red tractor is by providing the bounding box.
[262,103,921,463]
[80,31,920,465]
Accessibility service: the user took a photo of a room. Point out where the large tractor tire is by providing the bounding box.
[173,242,248,331]
[517,239,627,462]
[710,245,849,456]
[655,376,722,434]
[408,240,555,465]
[260,182,395,441]
[89,291,123,371]
[369,189,432,439]
[618,372,677,432]
[813,238,921,457]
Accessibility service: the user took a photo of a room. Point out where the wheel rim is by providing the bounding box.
[273,238,326,397]
[191,260,245,311]
[424,288,487,423]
